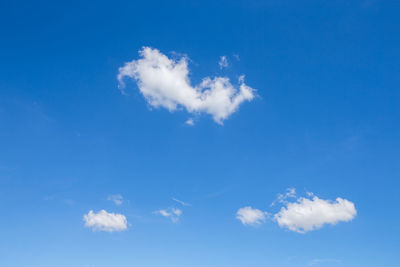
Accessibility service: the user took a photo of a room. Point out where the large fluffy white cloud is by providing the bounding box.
[117,47,255,124]
[274,195,357,233]
[236,206,268,226]
[83,210,127,232]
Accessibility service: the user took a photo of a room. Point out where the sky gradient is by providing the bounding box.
[1,0,399,266]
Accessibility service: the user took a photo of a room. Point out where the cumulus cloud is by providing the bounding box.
[155,208,182,223]
[236,206,268,226]
[117,47,255,124]
[274,195,357,233]
[237,189,357,233]
[107,194,123,205]
[219,55,229,68]
[83,210,127,232]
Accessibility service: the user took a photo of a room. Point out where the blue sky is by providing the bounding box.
[1,0,399,266]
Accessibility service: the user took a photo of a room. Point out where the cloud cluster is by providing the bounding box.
[117,47,255,124]
[236,189,357,233]
[82,191,355,234]
[236,206,268,225]
[83,210,127,232]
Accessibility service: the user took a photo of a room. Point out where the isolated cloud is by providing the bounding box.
[185,118,194,126]
[155,208,182,223]
[219,55,229,69]
[236,206,268,226]
[274,195,357,233]
[107,194,123,205]
[117,47,255,124]
[83,210,127,232]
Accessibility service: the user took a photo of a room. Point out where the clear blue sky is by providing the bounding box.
[1,0,399,266]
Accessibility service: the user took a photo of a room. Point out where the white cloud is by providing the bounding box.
[155,208,182,223]
[185,118,194,126]
[274,195,357,233]
[117,47,255,124]
[107,194,123,206]
[271,187,296,206]
[236,206,268,226]
[237,189,356,233]
[83,210,127,232]
[218,55,229,69]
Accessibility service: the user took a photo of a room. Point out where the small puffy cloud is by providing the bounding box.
[236,206,268,226]
[117,47,255,124]
[274,195,357,233]
[107,194,123,205]
[219,55,229,69]
[83,210,127,232]
[155,208,182,223]
[185,118,194,126]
